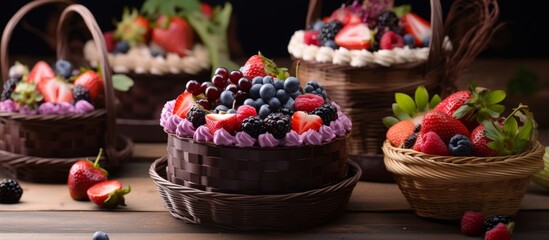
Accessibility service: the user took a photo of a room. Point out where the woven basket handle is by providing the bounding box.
[55,4,119,166]
[305,0,444,69]
[0,0,72,82]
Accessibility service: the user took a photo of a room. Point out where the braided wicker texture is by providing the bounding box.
[150,157,361,230]
[166,133,350,194]
[0,1,133,183]
[382,140,545,220]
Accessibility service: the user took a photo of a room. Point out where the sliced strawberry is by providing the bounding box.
[74,70,104,103]
[304,30,320,46]
[380,31,404,50]
[402,13,431,47]
[205,113,238,134]
[417,131,449,156]
[330,5,362,25]
[87,180,131,209]
[334,23,371,50]
[236,105,257,124]
[386,120,415,147]
[294,93,325,112]
[27,61,54,85]
[172,92,195,118]
[38,77,74,103]
[152,16,193,57]
[292,111,323,134]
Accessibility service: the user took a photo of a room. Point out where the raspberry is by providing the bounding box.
[379,31,404,50]
[294,93,325,112]
[484,223,511,240]
[461,211,484,236]
[236,105,257,124]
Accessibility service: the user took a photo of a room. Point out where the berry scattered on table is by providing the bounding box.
[484,223,512,240]
[484,215,511,233]
[68,149,108,201]
[0,179,23,204]
[87,180,131,209]
[460,211,484,236]
[92,231,110,240]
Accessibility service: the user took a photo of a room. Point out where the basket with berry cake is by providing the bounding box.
[381,84,545,220]
[0,1,132,183]
[83,0,238,142]
[288,0,501,181]
[149,53,361,230]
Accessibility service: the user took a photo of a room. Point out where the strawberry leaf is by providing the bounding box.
[382,116,399,128]
[414,86,428,112]
[485,90,506,105]
[112,74,134,92]
[392,103,411,120]
[429,94,441,109]
[395,93,416,115]
[516,118,533,141]
[504,117,518,135]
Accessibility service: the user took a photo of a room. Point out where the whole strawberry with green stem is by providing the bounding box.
[68,149,107,201]
[114,8,151,47]
[240,52,288,80]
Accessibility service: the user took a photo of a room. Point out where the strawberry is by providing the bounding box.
[416,131,449,155]
[434,90,472,119]
[172,92,195,119]
[38,77,73,103]
[236,105,257,124]
[304,30,321,46]
[294,93,325,112]
[420,110,470,144]
[205,113,239,134]
[401,13,431,47]
[461,211,485,236]
[68,149,107,201]
[74,70,104,103]
[484,223,512,240]
[87,180,131,209]
[240,53,287,80]
[330,7,362,25]
[26,61,54,85]
[292,111,323,134]
[200,3,213,19]
[334,23,371,50]
[470,124,498,157]
[386,119,415,147]
[379,31,404,50]
[103,31,116,52]
[114,8,150,47]
[152,16,193,57]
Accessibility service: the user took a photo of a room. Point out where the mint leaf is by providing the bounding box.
[112,74,134,92]
[395,93,416,115]
[507,66,539,96]
[414,86,428,112]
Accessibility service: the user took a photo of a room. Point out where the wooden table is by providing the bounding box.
[1,59,549,239]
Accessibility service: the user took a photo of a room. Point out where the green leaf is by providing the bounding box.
[141,0,201,19]
[390,4,412,18]
[485,90,506,105]
[504,117,518,135]
[112,74,135,92]
[513,139,530,154]
[488,141,503,152]
[393,103,411,120]
[395,93,416,115]
[429,94,441,109]
[382,116,400,128]
[414,86,428,112]
[484,108,501,119]
[489,104,505,114]
[507,66,540,96]
[453,105,471,119]
[483,121,503,141]
[517,119,533,141]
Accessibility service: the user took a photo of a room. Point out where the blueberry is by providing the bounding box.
[227,109,237,114]
[151,48,164,57]
[283,77,300,93]
[220,91,235,108]
[262,76,274,84]
[448,134,473,156]
[304,85,314,93]
[312,20,325,31]
[254,98,265,109]
[252,76,264,85]
[259,104,271,119]
[55,59,72,79]
[422,36,430,47]
[324,39,338,49]
[243,98,256,108]
[92,231,109,240]
[249,84,262,99]
[273,79,284,90]
[289,91,301,99]
[215,105,229,112]
[259,84,276,101]
[275,89,289,103]
[306,80,320,89]
[114,41,130,54]
[283,98,295,111]
[268,97,281,111]
[403,34,415,48]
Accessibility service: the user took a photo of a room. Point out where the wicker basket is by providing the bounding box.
[0,1,133,183]
[292,0,445,181]
[150,156,361,230]
[382,140,545,220]
[166,133,350,194]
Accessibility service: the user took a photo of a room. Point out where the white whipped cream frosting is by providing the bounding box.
[288,30,432,67]
[84,41,210,75]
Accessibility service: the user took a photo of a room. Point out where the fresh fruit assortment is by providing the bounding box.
[0,178,23,204]
[460,211,514,239]
[161,53,351,147]
[0,61,102,115]
[67,149,131,209]
[305,0,430,51]
[384,83,538,157]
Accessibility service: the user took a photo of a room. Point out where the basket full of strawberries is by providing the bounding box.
[381,84,545,220]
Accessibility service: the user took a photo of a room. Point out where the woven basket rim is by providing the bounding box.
[290,55,427,71]
[150,156,361,198]
[0,109,106,121]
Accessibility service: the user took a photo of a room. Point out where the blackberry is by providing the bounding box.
[0,179,23,203]
[264,112,291,139]
[484,215,511,232]
[448,134,473,156]
[73,84,91,103]
[377,11,400,32]
[414,124,421,133]
[372,27,388,51]
[186,104,207,128]
[402,132,418,149]
[1,76,21,101]
[319,20,343,45]
[241,116,266,138]
[311,104,337,125]
[278,107,294,117]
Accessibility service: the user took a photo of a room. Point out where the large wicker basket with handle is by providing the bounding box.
[0,0,133,183]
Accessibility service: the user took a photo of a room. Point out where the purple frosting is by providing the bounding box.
[330,120,347,137]
[235,131,256,147]
[193,125,213,142]
[258,132,280,148]
[213,128,236,146]
[74,100,94,113]
[300,129,322,145]
[164,114,182,134]
[283,130,302,147]
[38,102,58,115]
[18,105,37,115]
[176,119,195,138]
[160,100,175,128]
[319,125,336,142]
[0,100,18,112]
[57,102,76,115]
[338,114,352,131]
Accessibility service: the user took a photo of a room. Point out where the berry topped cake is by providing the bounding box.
[159,53,353,194]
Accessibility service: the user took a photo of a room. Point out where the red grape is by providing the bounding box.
[197,99,210,110]
[229,70,243,83]
[211,74,226,88]
[200,82,213,94]
[185,80,200,94]
[214,67,229,80]
[235,90,247,105]
[225,84,238,94]
[205,86,221,100]
[237,77,252,91]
